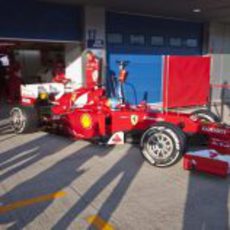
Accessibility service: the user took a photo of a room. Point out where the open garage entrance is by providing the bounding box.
[0,40,66,83]
[0,40,82,104]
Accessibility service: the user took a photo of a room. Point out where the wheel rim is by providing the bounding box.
[146,132,174,161]
[11,109,25,132]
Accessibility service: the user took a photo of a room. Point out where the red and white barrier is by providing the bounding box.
[183,149,230,177]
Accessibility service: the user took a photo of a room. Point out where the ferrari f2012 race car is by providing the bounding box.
[10,53,230,167]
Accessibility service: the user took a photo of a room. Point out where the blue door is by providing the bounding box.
[108,54,163,104]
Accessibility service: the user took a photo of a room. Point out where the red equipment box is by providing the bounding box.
[183,150,230,177]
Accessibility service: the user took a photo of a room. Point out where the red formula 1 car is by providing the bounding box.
[10,57,230,167]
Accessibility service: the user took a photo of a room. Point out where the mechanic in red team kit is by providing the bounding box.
[85,51,101,88]
[0,60,6,101]
[52,51,102,114]
[52,61,69,84]
[7,57,22,104]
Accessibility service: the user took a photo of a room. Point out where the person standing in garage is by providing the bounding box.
[0,60,6,102]
[7,55,22,104]
[37,59,53,83]
[85,51,101,88]
[0,52,10,103]
[52,57,68,84]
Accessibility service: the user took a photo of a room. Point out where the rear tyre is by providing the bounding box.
[140,122,186,167]
[191,109,220,123]
[10,107,39,134]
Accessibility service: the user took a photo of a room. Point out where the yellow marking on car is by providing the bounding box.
[80,113,92,129]
[86,215,116,230]
[0,191,66,214]
[39,92,49,100]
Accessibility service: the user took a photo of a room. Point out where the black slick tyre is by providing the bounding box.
[10,107,38,134]
[140,122,187,167]
[190,109,220,123]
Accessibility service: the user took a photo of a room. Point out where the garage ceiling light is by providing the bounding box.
[0,42,16,46]
[193,8,201,13]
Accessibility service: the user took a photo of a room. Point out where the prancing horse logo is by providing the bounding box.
[131,115,139,126]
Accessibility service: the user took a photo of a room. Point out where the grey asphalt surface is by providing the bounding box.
[0,104,230,230]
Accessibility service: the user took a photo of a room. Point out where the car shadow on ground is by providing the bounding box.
[183,172,230,230]
[0,102,13,136]
[0,109,16,141]
[0,123,13,136]
[0,123,10,131]
[52,146,144,230]
[0,102,10,120]
[0,142,112,229]
[0,143,143,230]
[0,134,73,183]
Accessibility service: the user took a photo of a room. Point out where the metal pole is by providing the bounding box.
[208,84,212,110]
[220,85,225,122]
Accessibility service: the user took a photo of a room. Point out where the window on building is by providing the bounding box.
[130,34,145,45]
[151,36,164,46]
[107,33,123,44]
[185,38,198,48]
[169,37,182,47]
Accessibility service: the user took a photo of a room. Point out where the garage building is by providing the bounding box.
[0,0,229,108]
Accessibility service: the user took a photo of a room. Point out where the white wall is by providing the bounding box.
[64,6,106,87]
[84,6,106,62]
[84,6,106,83]
[208,22,230,100]
[65,43,83,88]
[209,22,230,53]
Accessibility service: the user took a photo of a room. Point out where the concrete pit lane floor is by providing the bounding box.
[0,105,230,230]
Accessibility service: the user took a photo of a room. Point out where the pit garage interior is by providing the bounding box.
[1,41,66,83]
[1,0,230,230]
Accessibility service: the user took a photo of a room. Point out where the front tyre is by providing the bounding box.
[141,123,186,167]
[10,107,38,134]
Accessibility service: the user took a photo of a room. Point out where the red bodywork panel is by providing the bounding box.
[59,97,230,155]
[50,90,203,141]
[200,123,230,154]
[62,110,105,139]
